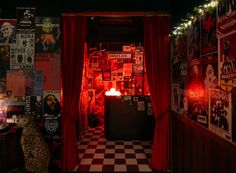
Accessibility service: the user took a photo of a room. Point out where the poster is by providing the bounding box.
[202,53,218,90]
[134,75,143,95]
[0,45,10,92]
[0,19,16,44]
[201,9,217,55]
[31,96,43,120]
[10,31,35,69]
[172,34,188,82]
[0,45,10,70]
[209,88,232,141]
[43,116,60,139]
[217,0,236,37]
[16,7,35,29]
[188,58,202,82]
[218,31,236,91]
[187,17,201,59]
[171,83,185,114]
[123,63,132,76]
[24,70,44,96]
[43,90,60,117]
[188,99,208,127]
[35,54,60,90]
[6,70,25,96]
[35,17,61,54]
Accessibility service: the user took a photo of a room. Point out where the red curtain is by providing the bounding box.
[144,16,171,171]
[61,15,87,171]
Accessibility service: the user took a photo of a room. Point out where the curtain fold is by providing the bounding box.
[61,16,87,171]
[144,16,171,171]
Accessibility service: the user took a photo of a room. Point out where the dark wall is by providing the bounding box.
[171,112,236,173]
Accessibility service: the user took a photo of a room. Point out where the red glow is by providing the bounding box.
[187,82,205,101]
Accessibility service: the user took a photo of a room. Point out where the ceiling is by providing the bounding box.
[1,0,206,26]
[1,0,207,43]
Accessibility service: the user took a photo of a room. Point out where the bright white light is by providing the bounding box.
[105,88,121,96]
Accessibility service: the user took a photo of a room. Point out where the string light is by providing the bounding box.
[171,0,218,36]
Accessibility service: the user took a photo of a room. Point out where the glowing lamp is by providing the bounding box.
[105,88,121,96]
[186,82,205,102]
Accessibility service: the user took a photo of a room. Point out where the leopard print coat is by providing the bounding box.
[20,123,50,173]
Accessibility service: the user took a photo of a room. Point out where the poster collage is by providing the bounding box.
[82,43,150,127]
[171,0,236,143]
[0,7,61,140]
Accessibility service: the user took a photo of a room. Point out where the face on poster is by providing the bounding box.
[0,19,16,45]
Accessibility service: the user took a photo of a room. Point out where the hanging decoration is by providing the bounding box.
[172,0,219,36]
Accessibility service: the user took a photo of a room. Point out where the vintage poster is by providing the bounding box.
[201,9,217,55]
[107,52,132,59]
[134,75,143,95]
[111,60,123,73]
[102,69,111,81]
[187,17,201,59]
[16,7,35,29]
[43,116,60,139]
[10,31,35,69]
[0,19,16,44]
[188,58,202,82]
[43,90,60,117]
[171,83,185,114]
[0,45,10,70]
[218,31,236,92]
[24,70,44,96]
[35,17,61,54]
[188,98,208,127]
[132,64,143,75]
[173,34,187,59]
[123,63,132,76]
[25,95,43,121]
[0,45,10,93]
[112,72,123,81]
[217,0,236,37]
[171,55,181,82]
[133,51,143,75]
[172,34,188,82]
[202,53,218,91]
[6,70,25,96]
[102,59,111,81]
[209,88,232,141]
[35,54,60,90]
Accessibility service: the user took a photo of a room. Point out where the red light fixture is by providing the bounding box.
[186,82,205,102]
[105,88,121,96]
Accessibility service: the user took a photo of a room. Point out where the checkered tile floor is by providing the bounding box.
[74,125,154,172]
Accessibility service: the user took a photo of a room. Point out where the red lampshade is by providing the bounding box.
[186,82,205,102]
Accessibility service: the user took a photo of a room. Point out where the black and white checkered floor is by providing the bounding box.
[73,126,154,172]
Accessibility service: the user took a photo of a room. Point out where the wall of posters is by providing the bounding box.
[171,1,236,143]
[87,43,145,127]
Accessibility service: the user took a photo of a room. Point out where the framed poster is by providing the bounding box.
[209,88,232,141]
